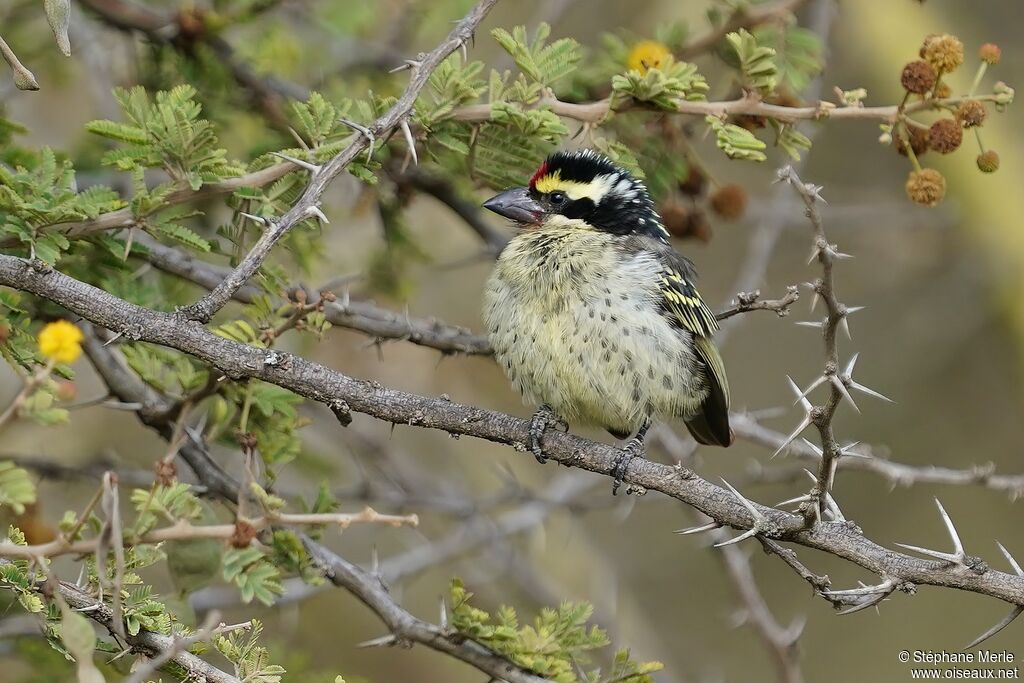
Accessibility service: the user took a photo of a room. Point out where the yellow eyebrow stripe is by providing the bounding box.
[533,172,608,201]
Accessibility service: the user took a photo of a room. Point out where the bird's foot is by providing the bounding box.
[611,421,651,495]
[528,404,566,464]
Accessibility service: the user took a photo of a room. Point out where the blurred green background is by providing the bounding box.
[1,0,1022,681]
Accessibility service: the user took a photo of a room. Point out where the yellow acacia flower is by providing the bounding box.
[627,40,671,74]
[37,320,84,364]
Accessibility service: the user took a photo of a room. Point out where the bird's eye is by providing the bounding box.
[549,191,567,206]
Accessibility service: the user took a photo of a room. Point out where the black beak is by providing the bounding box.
[483,187,544,224]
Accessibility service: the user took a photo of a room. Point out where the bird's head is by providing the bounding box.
[482,149,667,239]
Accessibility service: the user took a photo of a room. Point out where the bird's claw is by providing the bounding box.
[528,404,565,464]
[611,436,646,496]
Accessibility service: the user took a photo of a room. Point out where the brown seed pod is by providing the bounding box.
[933,82,952,99]
[230,520,259,548]
[896,125,930,157]
[979,43,1002,65]
[905,168,947,206]
[678,165,707,196]
[928,118,962,154]
[661,201,690,237]
[661,201,711,242]
[154,459,178,486]
[956,100,987,127]
[976,150,1000,173]
[922,34,965,72]
[901,60,937,94]
[0,322,9,345]
[709,184,748,221]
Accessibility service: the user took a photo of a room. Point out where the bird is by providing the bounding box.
[481,149,732,494]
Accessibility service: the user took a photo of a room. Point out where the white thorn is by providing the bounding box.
[835,591,889,615]
[839,315,852,340]
[776,493,812,507]
[844,353,860,376]
[303,205,330,224]
[102,330,125,347]
[998,541,1024,576]
[400,119,418,166]
[831,374,861,413]
[714,527,759,547]
[934,498,966,560]
[356,634,398,649]
[339,118,376,163]
[389,59,421,73]
[893,543,962,565]
[964,606,1023,649]
[271,151,321,174]
[796,320,824,329]
[674,521,720,535]
[800,437,823,457]
[849,380,894,404]
[795,375,828,403]
[239,212,269,226]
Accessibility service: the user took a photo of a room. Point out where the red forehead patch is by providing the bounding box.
[528,161,549,188]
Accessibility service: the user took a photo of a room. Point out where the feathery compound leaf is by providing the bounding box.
[424,54,486,122]
[611,57,709,109]
[726,29,779,94]
[449,578,655,683]
[84,119,149,145]
[773,121,813,161]
[491,23,581,87]
[705,115,767,162]
[0,461,37,514]
[222,548,284,606]
[291,92,338,146]
[471,122,553,190]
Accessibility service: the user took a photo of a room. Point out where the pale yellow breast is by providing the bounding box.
[483,225,706,435]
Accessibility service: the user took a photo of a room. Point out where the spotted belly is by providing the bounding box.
[483,255,707,436]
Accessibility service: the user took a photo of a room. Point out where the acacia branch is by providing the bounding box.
[0,508,417,559]
[450,91,1002,126]
[731,413,1024,499]
[181,0,500,323]
[0,558,243,683]
[2,255,1022,617]
[137,233,494,355]
[75,321,553,683]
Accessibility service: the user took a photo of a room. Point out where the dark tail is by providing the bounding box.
[684,336,733,447]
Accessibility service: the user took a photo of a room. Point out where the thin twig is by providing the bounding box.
[180,0,500,324]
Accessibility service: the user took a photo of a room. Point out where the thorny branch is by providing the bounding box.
[75,325,555,682]
[0,558,243,683]
[180,0,500,324]
[2,256,1022,625]
[773,166,876,523]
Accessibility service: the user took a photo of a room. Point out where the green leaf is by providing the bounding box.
[773,121,812,161]
[611,57,709,109]
[491,23,581,87]
[0,461,37,514]
[705,115,767,162]
[222,548,284,606]
[726,29,779,94]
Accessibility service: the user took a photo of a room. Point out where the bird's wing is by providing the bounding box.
[650,241,733,446]
[653,247,719,339]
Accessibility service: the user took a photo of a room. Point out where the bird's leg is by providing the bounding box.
[611,420,651,495]
[528,403,565,464]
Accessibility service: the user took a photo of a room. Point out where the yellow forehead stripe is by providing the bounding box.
[533,171,609,201]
